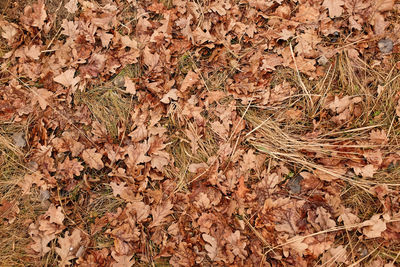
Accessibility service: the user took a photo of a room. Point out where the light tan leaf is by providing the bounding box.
[160,89,179,104]
[82,148,104,170]
[25,45,41,60]
[370,129,388,144]
[373,13,388,35]
[362,214,387,238]
[338,208,360,227]
[0,23,18,42]
[127,201,150,222]
[98,30,113,47]
[143,46,159,71]
[150,151,170,171]
[124,77,136,95]
[353,164,375,178]
[45,204,65,225]
[111,251,135,267]
[226,231,247,259]
[57,157,84,179]
[31,233,56,256]
[64,0,78,14]
[19,171,45,194]
[32,88,53,110]
[149,200,173,227]
[377,0,394,12]
[180,71,199,92]
[55,229,82,267]
[287,236,308,256]
[188,162,208,173]
[202,234,218,260]
[323,0,344,18]
[121,35,137,49]
[315,207,336,229]
[54,69,80,88]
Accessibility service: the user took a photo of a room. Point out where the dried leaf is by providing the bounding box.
[323,0,344,18]
[124,77,136,95]
[55,229,82,266]
[45,205,65,225]
[64,0,78,14]
[82,148,104,170]
[202,234,218,260]
[32,88,53,110]
[150,200,173,227]
[180,71,199,92]
[54,69,80,88]
[362,214,387,238]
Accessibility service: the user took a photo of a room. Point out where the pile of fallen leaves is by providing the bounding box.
[1,0,400,266]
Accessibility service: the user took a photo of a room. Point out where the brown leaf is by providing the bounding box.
[226,231,247,259]
[323,0,344,18]
[64,0,78,14]
[55,229,82,266]
[160,89,178,104]
[82,148,104,170]
[150,200,173,227]
[362,214,387,238]
[377,0,394,12]
[21,0,47,29]
[57,156,84,179]
[143,46,159,71]
[54,69,80,89]
[111,251,135,267]
[370,129,388,144]
[353,164,375,178]
[45,205,65,225]
[32,88,53,110]
[202,234,218,260]
[124,77,136,95]
[236,175,249,198]
[180,71,199,92]
[19,171,45,194]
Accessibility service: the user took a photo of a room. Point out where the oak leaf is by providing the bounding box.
[353,164,375,178]
[160,89,178,104]
[54,69,80,89]
[32,88,53,110]
[82,148,104,170]
[150,200,173,227]
[124,77,136,95]
[55,229,82,266]
[202,234,218,260]
[180,71,199,92]
[143,46,159,71]
[45,205,65,226]
[57,157,84,179]
[31,233,56,256]
[323,0,344,18]
[111,251,135,267]
[64,0,78,14]
[362,214,387,238]
[226,231,247,259]
[236,175,249,198]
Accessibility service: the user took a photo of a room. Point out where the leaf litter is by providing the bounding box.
[1,0,400,266]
